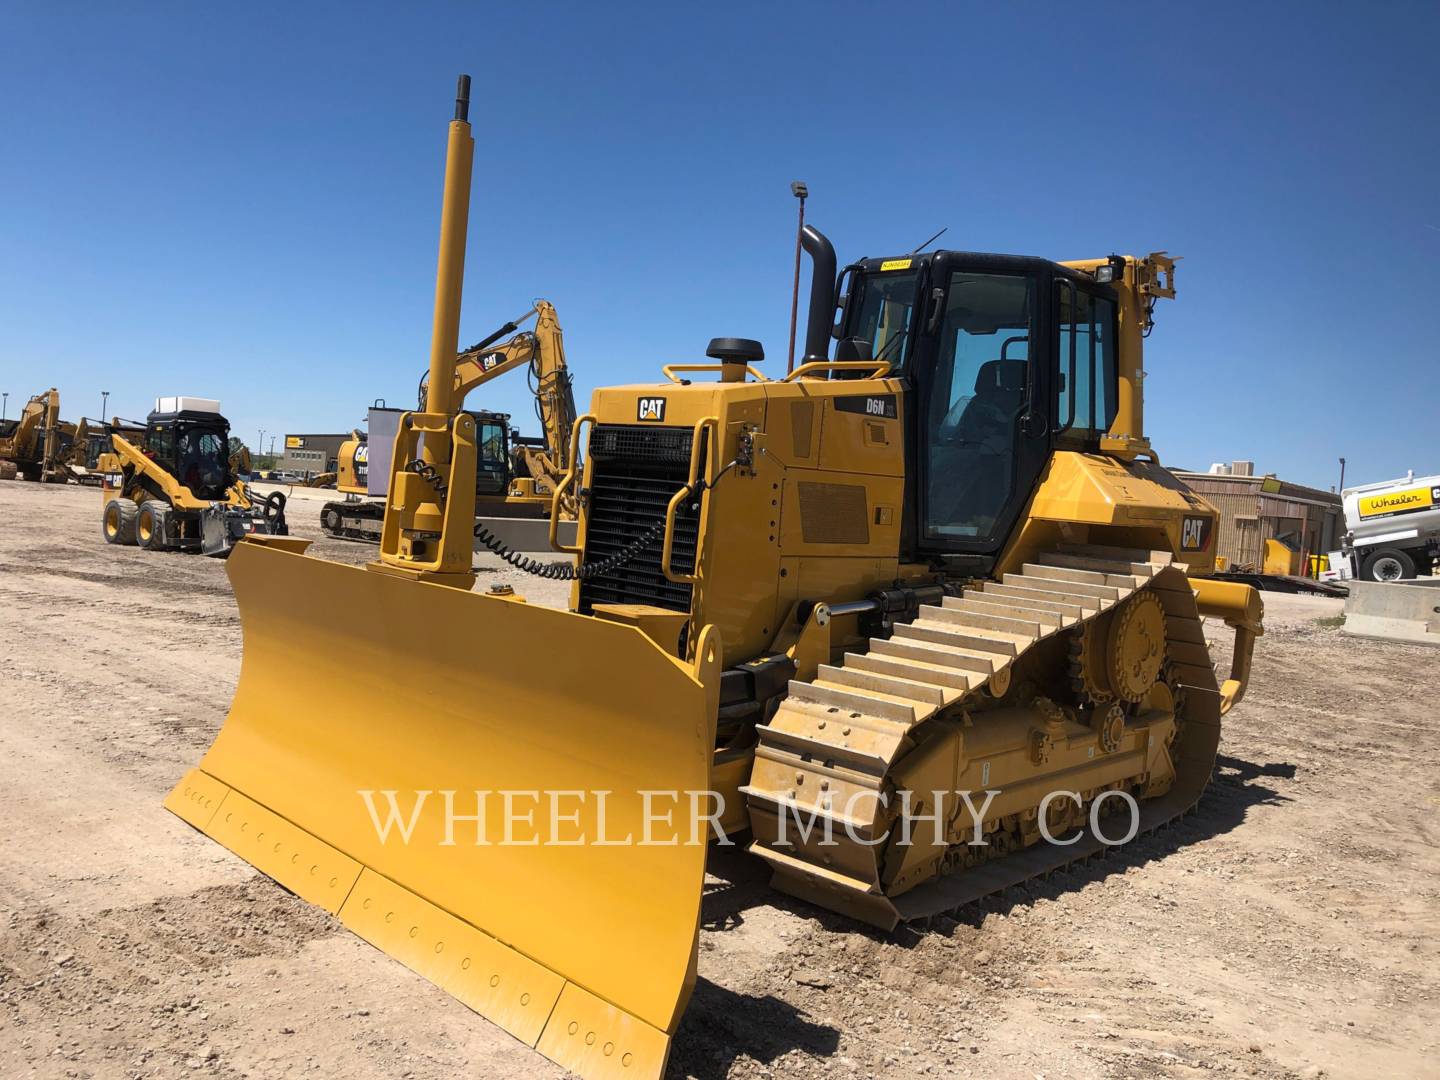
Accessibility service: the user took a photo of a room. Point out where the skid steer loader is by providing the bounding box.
[166,78,1263,1080]
[100,397,288,556]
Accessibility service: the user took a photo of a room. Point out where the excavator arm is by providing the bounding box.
[0,389,66,481]
[426,299,578,511]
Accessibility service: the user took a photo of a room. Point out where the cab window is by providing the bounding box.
[925,271,1035,542]
[475,419,509,496]
[146,425,174,461]
[1055,284,1117,440]
[848,269,918,366]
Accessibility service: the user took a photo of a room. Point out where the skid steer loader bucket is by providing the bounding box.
[166,539,719,1080]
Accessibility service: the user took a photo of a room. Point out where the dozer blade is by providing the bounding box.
[165,538,717,1080]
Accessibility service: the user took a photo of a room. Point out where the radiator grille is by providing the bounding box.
[578,424,699,613]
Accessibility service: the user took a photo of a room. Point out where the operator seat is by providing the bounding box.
[954,358,1026,446]
[930,357,1027,539]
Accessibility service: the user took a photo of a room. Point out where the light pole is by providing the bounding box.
[269,436,276,457]
[101,390,110,423]
[2,392,8,422]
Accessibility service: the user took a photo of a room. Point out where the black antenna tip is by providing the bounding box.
[454,74,471,122]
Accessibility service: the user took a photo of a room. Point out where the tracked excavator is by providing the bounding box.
[421,295,577,512]
[320,300,577,540]
[165,79,1265,1080]
[322,407,526,539]
[0,388,69,482]
[99,397,288,555]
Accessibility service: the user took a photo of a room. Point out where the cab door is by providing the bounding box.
[911,255,1051,558]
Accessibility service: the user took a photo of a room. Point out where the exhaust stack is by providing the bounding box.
[799,224,836,364]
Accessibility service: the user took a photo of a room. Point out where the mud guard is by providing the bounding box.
[166,539,719,1080]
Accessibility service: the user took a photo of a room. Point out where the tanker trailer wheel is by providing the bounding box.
[138,500,171,551]
[102,499,139,545]
[1361,548,1414,582]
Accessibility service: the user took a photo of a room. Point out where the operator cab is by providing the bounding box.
[838,252,1120,565]
[144,397,234,501]
[471,410,512,497]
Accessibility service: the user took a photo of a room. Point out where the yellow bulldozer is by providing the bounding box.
[99,397,288,555]
[0,388,71,482]
[320,300,576,540]
[165,78,1264,1080]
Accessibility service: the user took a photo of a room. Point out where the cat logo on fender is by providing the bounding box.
[637,397,666,422]
[1180,515,1213,552]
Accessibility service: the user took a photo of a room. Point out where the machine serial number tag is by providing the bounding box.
[879,258,913,272]
[636,397,667,422]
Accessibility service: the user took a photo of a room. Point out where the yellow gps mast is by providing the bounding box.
[372,75,480,586]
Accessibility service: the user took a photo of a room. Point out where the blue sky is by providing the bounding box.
[1,2,1435,490]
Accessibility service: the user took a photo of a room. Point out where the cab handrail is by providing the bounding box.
[661,363,768,384]
[782,359,893,381]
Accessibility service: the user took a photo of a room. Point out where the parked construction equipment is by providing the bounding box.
[1327,470,1440,581]
[322,407,525,540]
[320,301,576,540]
[165,78,1264,1080]
[99,397,288,556]
[0,388,70,482]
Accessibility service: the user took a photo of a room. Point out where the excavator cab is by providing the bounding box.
[472,411,512,497]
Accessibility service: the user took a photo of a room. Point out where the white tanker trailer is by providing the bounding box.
[1326,471,1440,581]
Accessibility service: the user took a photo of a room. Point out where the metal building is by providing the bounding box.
[1173,463,1344,572]
[278,433,350,477]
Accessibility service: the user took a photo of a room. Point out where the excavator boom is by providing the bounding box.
[0,388,68,482]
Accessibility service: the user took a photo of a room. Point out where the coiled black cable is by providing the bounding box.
[407,457,731,582]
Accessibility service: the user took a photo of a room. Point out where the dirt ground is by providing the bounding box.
[2,480,1437,1080]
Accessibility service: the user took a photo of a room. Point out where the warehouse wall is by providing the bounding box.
[1174,473,1343,571]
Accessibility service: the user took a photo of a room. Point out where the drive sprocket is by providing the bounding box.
[1106,590,1167,703]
